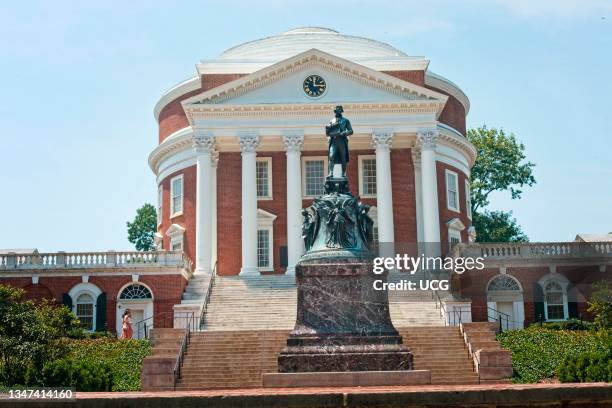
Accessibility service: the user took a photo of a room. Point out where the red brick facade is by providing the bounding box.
[0,274,187,334]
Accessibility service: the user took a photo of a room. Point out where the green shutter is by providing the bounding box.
[533,283,545,322]
[567,284,579,319]
[62,293,73,311]
[96,293,107,332]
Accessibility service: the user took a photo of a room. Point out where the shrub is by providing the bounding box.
[557,351,612,382]
[531,319,595,331]
[41,358,113,391]
[66,338,151,391]
[498,327,611,383]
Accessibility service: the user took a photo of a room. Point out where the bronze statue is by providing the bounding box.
[326,105,353,178]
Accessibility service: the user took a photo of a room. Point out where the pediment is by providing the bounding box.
[182,49,447,111]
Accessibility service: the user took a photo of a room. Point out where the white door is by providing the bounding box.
[497,301,514,331]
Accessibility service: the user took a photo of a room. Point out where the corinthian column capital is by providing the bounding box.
[372,131,394,150]
[238,133,260,153]
[282,134,304,153]
[192,130,216,155]
[416,129,439,150]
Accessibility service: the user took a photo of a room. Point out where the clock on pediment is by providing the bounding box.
[303,74,327,97]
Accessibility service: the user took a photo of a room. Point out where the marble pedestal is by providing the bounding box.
[277,256,413,372]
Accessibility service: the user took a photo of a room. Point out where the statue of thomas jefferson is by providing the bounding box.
[326,105,353,177]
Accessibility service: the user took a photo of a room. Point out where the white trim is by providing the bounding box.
[465,179,472,220]
[425,71,470,114]
[256,157,273,200]
[154,76,200,121]
[445,169,460,213]
[301,156,328,198]
[358,155,377,198]
[538,273,570,322]
[157,185,163,226]
[447,217,465,244]
[166,223,185,252]
[117,281,155,301]
[170,174,184,218]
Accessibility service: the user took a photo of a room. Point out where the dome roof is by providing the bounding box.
[217,27,408,62]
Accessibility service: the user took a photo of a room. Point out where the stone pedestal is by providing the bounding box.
[278,256,413,372]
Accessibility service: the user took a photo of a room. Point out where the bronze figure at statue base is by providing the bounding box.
[264,106,429,387]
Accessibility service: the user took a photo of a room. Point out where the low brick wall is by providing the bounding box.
[5,383,611,408]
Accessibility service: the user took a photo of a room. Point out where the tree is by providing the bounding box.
[588,280,612,330]
[127,203,157,251]
[468,126,536,214]
[0,285,81,386]
[472,210,528,242]
[467,126,536,242]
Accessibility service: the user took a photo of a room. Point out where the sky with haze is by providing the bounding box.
[0,0,610,251]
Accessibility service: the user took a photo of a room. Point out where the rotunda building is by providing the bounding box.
[149,27,475,276]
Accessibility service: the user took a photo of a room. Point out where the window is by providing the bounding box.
[256,158,272,199]
[119,284,153,300]
[257,228,271,270]
[76,293,94,331]
[157,185,163,225]
[369,206,379,244]
[545,281,566,320]
[487,275,521,292]
[449,230,461,246]
[465,180,472,220]
[359,156,377,197]
[170,175,183,217]
[302,157,327,197]
[171,240,183,251]
[445,170,459,212]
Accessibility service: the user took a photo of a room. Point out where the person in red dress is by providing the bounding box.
[120,309,133,339]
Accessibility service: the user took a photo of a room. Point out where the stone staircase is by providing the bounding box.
[175,326,480,390]
[175,330,289,390]
[201,273,445,331]
[398,326,479,385]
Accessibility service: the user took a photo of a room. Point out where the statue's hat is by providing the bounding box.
[334,105,344,113]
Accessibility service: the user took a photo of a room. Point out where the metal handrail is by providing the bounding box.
[173,311,194,388]
[199,261,217,329]
[487,306,522,332]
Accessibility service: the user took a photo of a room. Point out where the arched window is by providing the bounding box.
[119,284,153,300]
[487,275,521,292]
[76,293,94,330]
[545,281,566,320]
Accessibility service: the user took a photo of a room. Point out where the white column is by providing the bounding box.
[372,131,395,245]
[417,129,441,257]
[239,134,260,275]
[211,153,218,269]
[283,134,304,275]
[412,149,424,244]
[192,131,215,275]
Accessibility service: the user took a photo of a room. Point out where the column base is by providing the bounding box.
[240,266,259,275]
[285,265,296,275]
[193,267,212,276]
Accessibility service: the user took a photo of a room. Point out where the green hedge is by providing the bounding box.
[497,327,611,383]
[557,351,612,382]
[66,338,152,391]
[530,319,595,331]
[40,359,113,391]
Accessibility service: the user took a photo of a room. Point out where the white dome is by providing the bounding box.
[217,27,408,62]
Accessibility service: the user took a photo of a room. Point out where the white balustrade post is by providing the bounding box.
[283,133,304,275]
[193,131,215,275]
[239,134,260,275]
[417,129,441,258]
[372,132,395,248]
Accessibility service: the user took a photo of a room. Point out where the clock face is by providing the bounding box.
[303,74,327,97]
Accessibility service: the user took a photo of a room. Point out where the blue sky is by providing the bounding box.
[0,0,610,251]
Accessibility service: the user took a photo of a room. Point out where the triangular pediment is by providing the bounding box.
[182,49,447,110]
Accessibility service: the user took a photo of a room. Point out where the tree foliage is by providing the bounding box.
[588,280,612,330]
[126,203,157,251]
[467,126,535,242]
[0,285,81,386]
[473,210,528,243]
[467,126,536,213]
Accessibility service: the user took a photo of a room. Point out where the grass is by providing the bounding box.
[497,327,611,383]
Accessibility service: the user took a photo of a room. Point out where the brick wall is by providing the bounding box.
[0,274,187,334]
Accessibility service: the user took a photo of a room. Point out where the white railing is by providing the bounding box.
[0,250,192,271]
[452,242,612,260]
